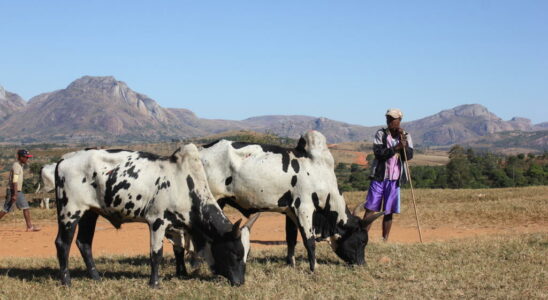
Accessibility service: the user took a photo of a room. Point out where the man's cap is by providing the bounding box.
[386,108,403,119]
[17,149,33,157]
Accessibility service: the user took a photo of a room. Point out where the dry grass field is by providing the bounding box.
[0,186,546,299]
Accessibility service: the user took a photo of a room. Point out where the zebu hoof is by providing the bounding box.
[286,256,296,267]
[90,270,101,281]
[149,280,160,289]
[60,272,71,287]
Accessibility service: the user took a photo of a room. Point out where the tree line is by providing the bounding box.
[336,146,548,192]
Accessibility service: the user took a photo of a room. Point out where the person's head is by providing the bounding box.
[17,149,32,164]
[385,108,403,130]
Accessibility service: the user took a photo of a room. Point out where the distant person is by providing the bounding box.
[363,109,413,241]
[0,149,40,231]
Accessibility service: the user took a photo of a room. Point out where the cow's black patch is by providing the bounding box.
[203,140,221,148]
[312,192,320,209]
[126,165,140,179]
[218,197,263,218]
[152,218,164,231]
[158,180,170,190]
[106,149,126,153]
[104,167,131,207]
[230,141,310,173]
[137,194,142,201]
[113,195,122,207]
[125,202,135,210]
[294,197,301,208]
[70,210,82,220]
[291,175,297,187]
[186,175,195,190]
[225,176,233,185]
[92,172,97,179]
[295,137,307,157]
[82,177,86,183]
[169,148,181,163]
[291,159,300,173]
[164,210,185,228]
[134,208,141,217]
[312,193,340,239]
[155,177,161,186]
[136,151,170,162]
[277,190,293,207]
[91,182,98,188]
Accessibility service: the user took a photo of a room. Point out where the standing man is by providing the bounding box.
[363,109,413,241]
[0,149,40,231]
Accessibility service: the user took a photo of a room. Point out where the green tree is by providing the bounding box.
[447,145,473,188]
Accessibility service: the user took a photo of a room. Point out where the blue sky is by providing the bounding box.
[1,1,546,126]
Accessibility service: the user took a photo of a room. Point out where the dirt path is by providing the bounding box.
[0,212,546,258]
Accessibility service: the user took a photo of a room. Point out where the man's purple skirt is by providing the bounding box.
[364,180,400,214]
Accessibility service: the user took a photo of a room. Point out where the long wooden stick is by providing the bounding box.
[402,147,423,243]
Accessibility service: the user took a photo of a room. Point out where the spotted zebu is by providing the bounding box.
[54,144,255,287]
[200,130,384,271]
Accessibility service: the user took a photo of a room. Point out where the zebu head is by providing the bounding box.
[210,215,257,286]
[329,211,384,265]
[178,144,257,286]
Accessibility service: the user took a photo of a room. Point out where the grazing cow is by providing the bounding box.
[35,163,56,209]
[54,144,255,287]
[200,130,384,271]
[36,163,56,194]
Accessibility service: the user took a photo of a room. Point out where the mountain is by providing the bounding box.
[403,104,536,146]
[0,76,545,148]
[0,76,210,143]
[0,85,25,122]
[242,115,379,143]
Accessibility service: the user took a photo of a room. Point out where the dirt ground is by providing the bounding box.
[0,212,546,258]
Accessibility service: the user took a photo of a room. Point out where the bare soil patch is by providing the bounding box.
[0,212,545,258]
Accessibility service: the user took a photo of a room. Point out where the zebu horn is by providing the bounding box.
[352,204,362,216]
[242,213,261,230]
[360,211,385,229]
[232,219,243,238]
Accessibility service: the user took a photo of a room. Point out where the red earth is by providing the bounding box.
[0,212,545,258]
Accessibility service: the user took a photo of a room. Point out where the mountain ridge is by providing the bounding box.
[0,76,545,147]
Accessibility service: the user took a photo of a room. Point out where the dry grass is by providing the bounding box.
[345,186,548,228]
[408,153,449,166]
[0,234,545,299]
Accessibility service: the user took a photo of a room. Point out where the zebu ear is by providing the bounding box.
[232,219,243,239]
[242,213,260,231]
[360,212,385,230]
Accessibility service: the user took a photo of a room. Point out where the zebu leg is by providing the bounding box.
[148,220,167,288]
[55,210,81,286]
[76,210,100,280]
[285,214,298,267]
[166,231,187,277]
[295,205,316,272]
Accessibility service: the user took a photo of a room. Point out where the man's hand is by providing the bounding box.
[395,139,408,151]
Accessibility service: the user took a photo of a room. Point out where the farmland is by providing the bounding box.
[0,186,546,299]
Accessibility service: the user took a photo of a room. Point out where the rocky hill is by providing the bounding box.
[0,85,25,122]
[403,104,537,146]
[0,76,545,148]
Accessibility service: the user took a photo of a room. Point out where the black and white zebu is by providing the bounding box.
[54,144,256,287]
[200,130,384,271]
